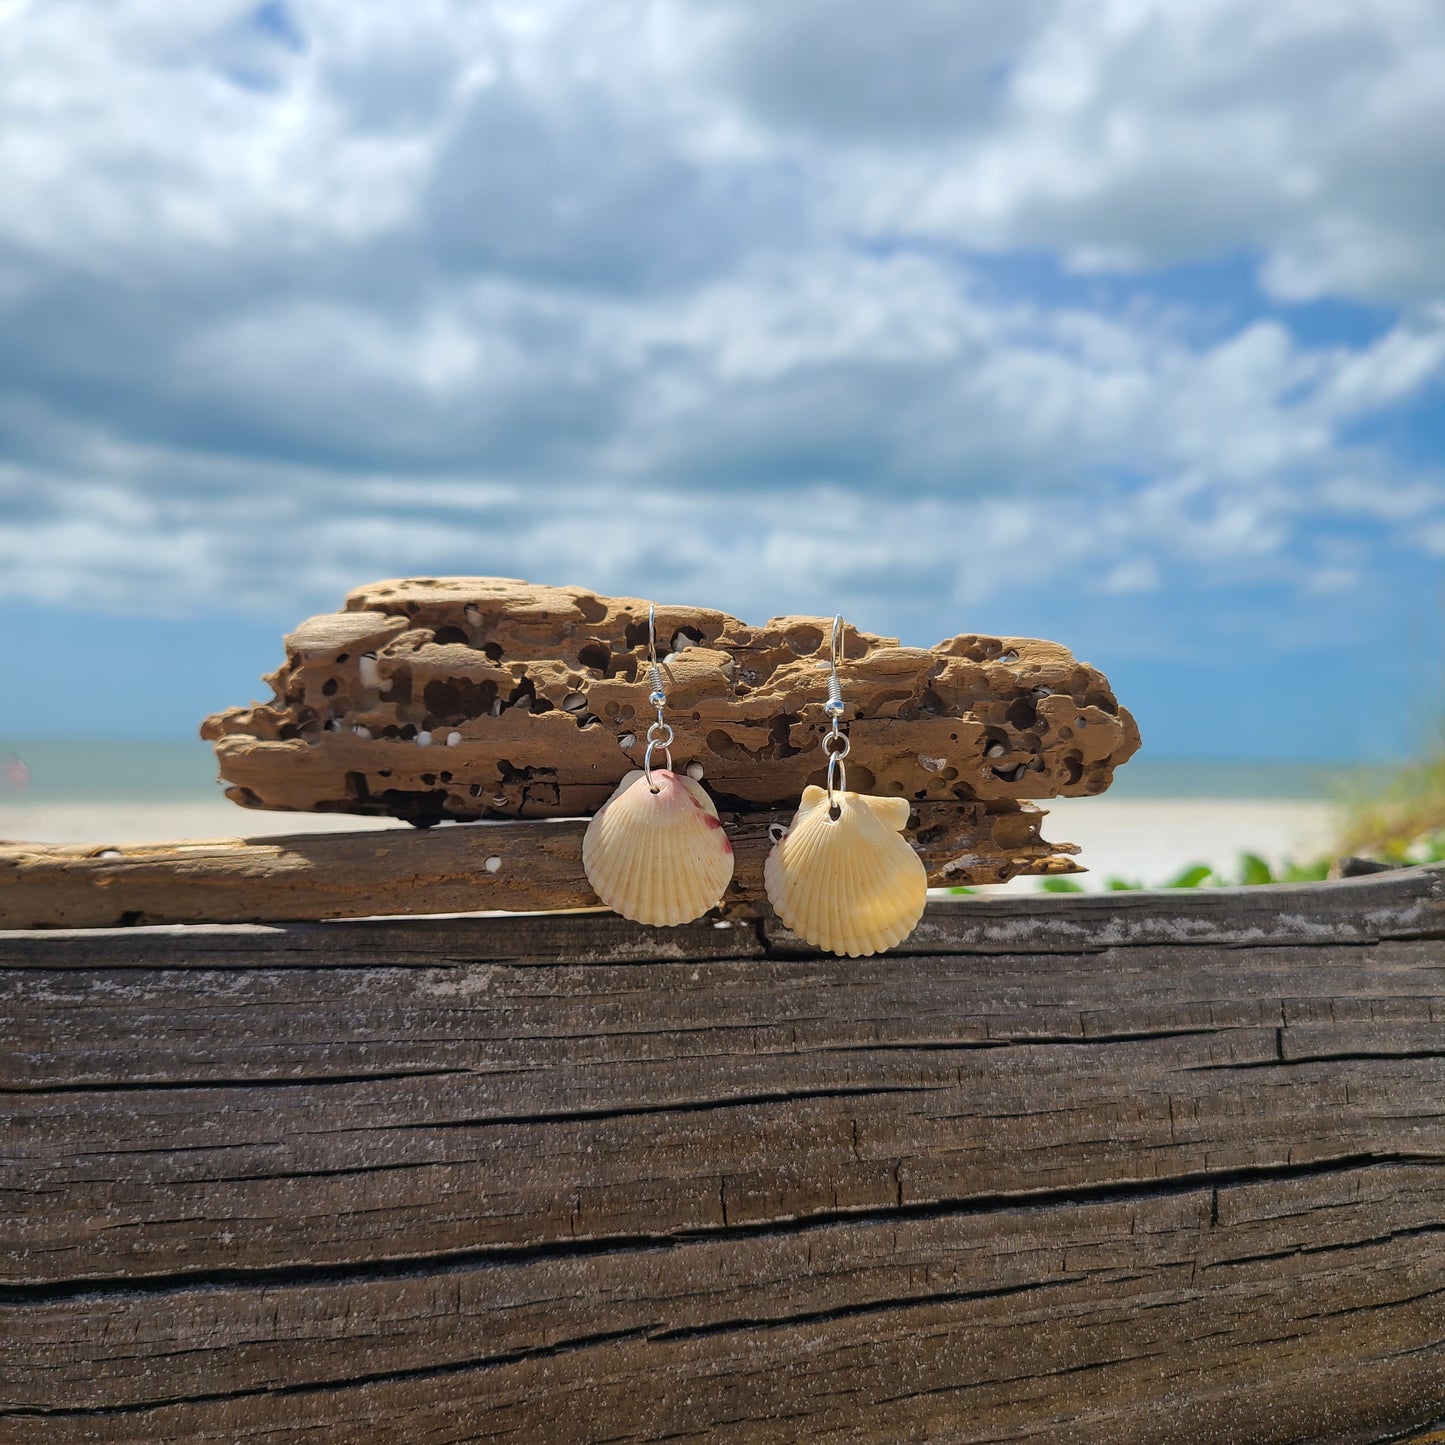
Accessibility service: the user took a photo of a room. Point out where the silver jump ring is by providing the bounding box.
[643,741,674,789]
[826,749,847,812]
[822,731,850,759]
[643,719,675,789]
[640,604,676,790]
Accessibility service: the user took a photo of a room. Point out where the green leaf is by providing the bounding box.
[1281,858,1331,882]
[948,886,977,895]
[1040,877,1086,893]
[1106,877,1143,890]
[1166,864,1214,890]
[1238,852,1274,886]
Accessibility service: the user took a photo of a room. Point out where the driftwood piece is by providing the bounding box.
[0,802,1079,930]
[201,578,1140,830]
[3,867,1444,1443]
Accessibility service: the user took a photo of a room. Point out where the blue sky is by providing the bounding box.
[1,0,1443,760]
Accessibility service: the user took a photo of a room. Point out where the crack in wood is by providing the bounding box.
[1,1027,1249,1097]
[1183,1048,1445,1073]
[8,866,1445,1444]
[4,1150,1434,1307]
[0,1324,654,1420]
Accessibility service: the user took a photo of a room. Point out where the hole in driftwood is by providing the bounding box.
[767,715,800,758]
[707,729,763,762]
[1005,696,1037,731]
[421,673,499,722]
[786,624,823,654]
[377,789,448,827]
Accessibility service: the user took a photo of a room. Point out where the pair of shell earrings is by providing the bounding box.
[582,611,928,957]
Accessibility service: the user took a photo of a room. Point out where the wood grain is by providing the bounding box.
[3,868,1444,1443]
[0,801,1080,931]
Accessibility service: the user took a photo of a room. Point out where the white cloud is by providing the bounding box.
[1100,559,1160,595]
[0,0,1442,652]
[701,0,1445,306]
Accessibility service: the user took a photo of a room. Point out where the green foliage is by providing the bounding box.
[1336,722,1445,865]
[949,820,1436,898]
[1238,852,1273,886]
[951,727,1445,900]
[1167,864,1214,889]
[1034,850,1342,893]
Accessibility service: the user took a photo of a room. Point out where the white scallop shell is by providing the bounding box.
[764,785,927,957]
[582,769,734,926]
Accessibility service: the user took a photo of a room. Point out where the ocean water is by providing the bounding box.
[0,738,223,801]
[0,736,1383,804]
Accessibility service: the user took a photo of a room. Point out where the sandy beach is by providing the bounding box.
[0,794,1340,892]
[1015,795,1338,890]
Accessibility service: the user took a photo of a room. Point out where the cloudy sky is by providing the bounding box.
[2,0,1443,759]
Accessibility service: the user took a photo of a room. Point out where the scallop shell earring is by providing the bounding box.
[764,615,928,957]
[582,605,734,926]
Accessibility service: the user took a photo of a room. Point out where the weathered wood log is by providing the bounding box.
[0,802,1079,930]
[201,578,1140,829]
[3,867,1443,1443]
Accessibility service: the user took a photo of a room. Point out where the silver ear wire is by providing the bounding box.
[642,602,674,790]
[821,613,851,815]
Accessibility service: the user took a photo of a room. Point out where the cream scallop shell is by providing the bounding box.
[582,769,734,926]
[764,786,927,957]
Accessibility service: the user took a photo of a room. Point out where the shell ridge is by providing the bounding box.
[582,770,733,926]
[763,788,926,957]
